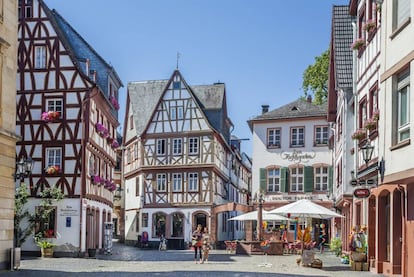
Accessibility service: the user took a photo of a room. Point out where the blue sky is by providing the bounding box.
[45,0,349,156]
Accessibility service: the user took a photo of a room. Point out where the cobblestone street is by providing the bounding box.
[0,241,385,277]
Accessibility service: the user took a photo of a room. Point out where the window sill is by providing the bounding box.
[267,145,280,149]
[390,138,410,151]
[390,17,411,40]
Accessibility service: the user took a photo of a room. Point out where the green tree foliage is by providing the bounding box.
[302,49,330,105]
[14,184,33,247]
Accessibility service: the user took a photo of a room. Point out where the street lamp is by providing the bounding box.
[113,186,123,201]
[359,141,386,183]
[360,142,374,166]
[13,157,34,182]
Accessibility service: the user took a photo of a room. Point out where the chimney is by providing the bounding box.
[307,95,312,103]
[261,105,269,114]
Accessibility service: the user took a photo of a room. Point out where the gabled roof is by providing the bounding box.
[40,0,123,96]
[128,80,169,136]
[332,5,353,90]
[128,70,228,137]
[248,98,327,130]
[327,5,354,122]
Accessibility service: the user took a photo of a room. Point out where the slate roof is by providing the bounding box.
[128,71,228,138]
[40,0,123,97]
[332,5,353,90]
[248,98,327,130]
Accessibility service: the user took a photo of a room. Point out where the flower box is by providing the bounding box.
[372,110,379,121]
[92,175,102,185]
[109,96,120,110]
[364,118,377,131]
[352,129,366,140]
[95,123,109,138]
[46,165,60,174]
[41,111,60,122]
[363,19,377,32]
[351,38,365,50]
[111,140,120,149]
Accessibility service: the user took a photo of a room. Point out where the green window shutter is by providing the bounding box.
[304,166,314,192]
[280,167,289,192]
[328,166,333,192]
[259,168,267,193]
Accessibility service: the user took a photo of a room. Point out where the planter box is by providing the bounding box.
[236,241,284,255]
[41,247,54,258]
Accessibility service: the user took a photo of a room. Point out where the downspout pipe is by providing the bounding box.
[397,185,406,277]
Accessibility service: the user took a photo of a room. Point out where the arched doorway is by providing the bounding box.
[194,212,207,229]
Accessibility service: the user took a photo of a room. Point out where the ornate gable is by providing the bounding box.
[146,70,211,134]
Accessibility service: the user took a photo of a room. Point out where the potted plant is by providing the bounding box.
[329,237,343,257]
[14,184,35,269]
[32,186,64,257]
[35,238,55,258]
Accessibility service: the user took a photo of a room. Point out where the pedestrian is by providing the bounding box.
[201,226,211,263]
[319,229,327,253]
[192,224,203,263]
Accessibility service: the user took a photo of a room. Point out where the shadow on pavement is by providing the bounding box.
[0,270,327,277]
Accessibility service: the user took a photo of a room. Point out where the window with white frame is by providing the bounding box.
[177,106,183,120]
[267,128,281,148]
[46,148,62,168]
[267,168,280,192]
[156,173,167,192]
[156,139,166,155]
[88,155,95,176]
[290,167,303,192]
[188,137,199,155]
[314,166,328,191]
[393,0,410,30]
[315,126,328,145]
[34,45,46,69]
[172,173,182,192]
[396,70,410,142]
[170,106,177,120]
[172,138,182,155]
[188,172,198,191]
[290,127,304,147]
[47,99,63,113]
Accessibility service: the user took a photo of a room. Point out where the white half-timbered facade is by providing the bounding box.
[123,70,251,248]
[16,0,122,255]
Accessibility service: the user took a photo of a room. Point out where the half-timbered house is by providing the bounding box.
[16,0,122,256]
[123,70,251,248]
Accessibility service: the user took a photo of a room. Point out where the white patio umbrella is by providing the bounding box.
[268,199,343,219]
[228,210,289,221]
[268,199,343,264]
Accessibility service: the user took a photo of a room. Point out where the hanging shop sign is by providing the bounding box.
[353,188,371,198]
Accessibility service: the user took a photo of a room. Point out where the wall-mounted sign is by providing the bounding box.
[280,150,316,163]
[266,194,327,202]
[59,205,79,217]
[353,188,371,198]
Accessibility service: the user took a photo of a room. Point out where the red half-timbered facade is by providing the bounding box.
[16,0,122,255]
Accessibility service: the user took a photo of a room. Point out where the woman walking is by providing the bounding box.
[192,224,203,263]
